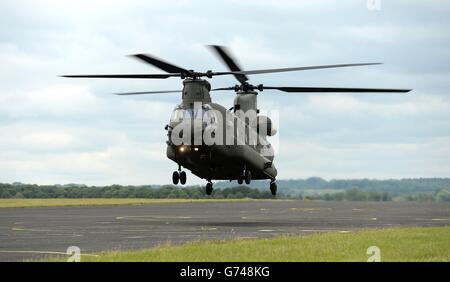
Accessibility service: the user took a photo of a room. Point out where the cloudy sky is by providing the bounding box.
[1,0,449,185]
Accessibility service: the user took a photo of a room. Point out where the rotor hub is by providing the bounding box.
[234,83,264,93]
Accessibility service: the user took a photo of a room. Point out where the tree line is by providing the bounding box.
[1,181,449,201]
[0,183,273,199]
[300,187,449,202]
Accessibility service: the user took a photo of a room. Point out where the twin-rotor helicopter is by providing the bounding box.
[63,45,410,195]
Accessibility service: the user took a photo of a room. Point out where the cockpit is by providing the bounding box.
[170,105,217,126]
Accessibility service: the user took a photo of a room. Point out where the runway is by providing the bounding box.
[0,200,449,261]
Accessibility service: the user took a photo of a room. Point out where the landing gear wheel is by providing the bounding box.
[172,171,179,185]
[237,176,243,185]
[270,181,277,196]
[206,182,213,195]
[179,171,187,185]
[244,170,252,185]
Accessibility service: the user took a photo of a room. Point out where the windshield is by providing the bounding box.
[170,108,184,123]
[184,108,205,120]
[171,106,216,124]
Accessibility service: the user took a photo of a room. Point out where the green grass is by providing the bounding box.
[48,227,450,262]
[0,198,282,208]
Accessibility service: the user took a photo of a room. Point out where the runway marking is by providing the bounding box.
[125,236,146,239]
[200,227,218,231]
[290,208,315,212]
[0,250,99,257]
[12,227,52,232]
[289,208,332,212]
[299,229,330,232]
[241,217,248,219]
[116,215,192,220]
[370,218,377,221]
[431,218,450,221]
[258,229,275,232]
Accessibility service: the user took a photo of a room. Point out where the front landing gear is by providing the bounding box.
[179,171,186,185]
[172,171,179,185]
[172,167,187,185]
[270,180,277,196]
[206,182,213,195]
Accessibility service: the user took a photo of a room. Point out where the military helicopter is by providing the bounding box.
[62,45,411,195]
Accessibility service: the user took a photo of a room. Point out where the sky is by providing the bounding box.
[0,0,449,185]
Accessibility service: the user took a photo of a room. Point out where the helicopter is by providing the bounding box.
[62,45,411,195]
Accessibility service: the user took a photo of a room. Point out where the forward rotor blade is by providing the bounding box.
[114,90,182,95]
[263,86,411,93]
[229,63,382,76]
[211,87,236,91]
[131,54,190,74]
[61,74,178,79]
[208,45,248,83]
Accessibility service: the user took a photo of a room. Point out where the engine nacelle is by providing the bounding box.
[257,115,277,136]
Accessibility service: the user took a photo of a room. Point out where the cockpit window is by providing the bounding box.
[170,108,184,123]
[171,106,217,124]
[184,108,205,120]
[184,109,193,119]
[195,108,204,119]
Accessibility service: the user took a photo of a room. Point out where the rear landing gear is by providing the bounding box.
[270,180,277,196]
[244,169,252,185]
[206,182,213,195]
[237,168,251,185]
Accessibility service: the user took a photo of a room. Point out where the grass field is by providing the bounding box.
[49,227,450,262]
[0,198,281,208]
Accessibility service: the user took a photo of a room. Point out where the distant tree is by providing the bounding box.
[334,192,345,201]
[1,189,12,198]
[13,192,25,199]
[345,188,368,201]
[435,188,450,202]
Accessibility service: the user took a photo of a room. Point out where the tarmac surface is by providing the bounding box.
[0,200,449,261]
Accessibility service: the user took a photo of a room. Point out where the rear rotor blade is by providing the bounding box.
[114,90,182,95]
[61,74,178,79]
[208,45,248,83]
[131,54,190,74]
[264,86,411,93]
[230,63,382,76]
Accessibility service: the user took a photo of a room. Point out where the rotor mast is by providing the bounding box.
[181,79,212,107]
